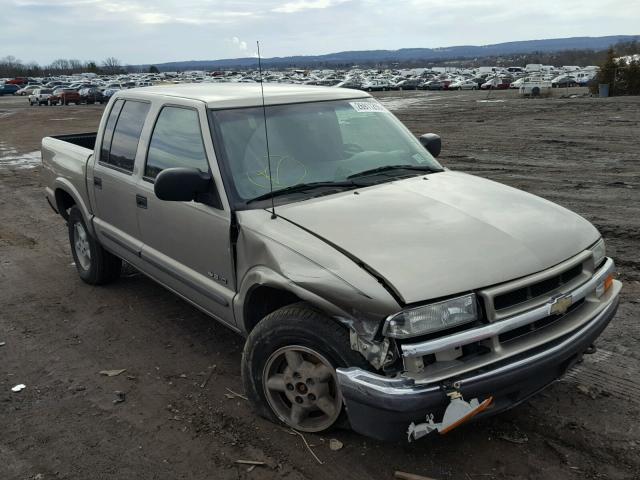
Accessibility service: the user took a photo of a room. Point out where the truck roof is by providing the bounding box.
[116,83,370,109]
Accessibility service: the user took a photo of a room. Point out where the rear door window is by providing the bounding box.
[102,100,150,173]
[144,106,209,180]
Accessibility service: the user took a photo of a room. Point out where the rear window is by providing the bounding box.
[100,100,150,172]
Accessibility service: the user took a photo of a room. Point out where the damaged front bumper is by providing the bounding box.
[337,273,621,441]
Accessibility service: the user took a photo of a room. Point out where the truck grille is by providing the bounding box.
[493,262,584,311]
[497,298,584,344]
[480,250,592,322]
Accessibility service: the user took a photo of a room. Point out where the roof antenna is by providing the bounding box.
[257,40,277,220]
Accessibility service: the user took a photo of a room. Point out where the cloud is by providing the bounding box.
[13,0,256,25]
[13,0,102,5]
[139,12,172,24]
[232,36,248,51]
[3,0,640,65]
[272,0,349,14]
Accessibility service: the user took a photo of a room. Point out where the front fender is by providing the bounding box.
[234,210,400,339]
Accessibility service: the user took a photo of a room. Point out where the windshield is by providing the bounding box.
[211,98,442,204]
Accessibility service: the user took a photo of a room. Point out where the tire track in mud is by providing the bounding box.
[561,349,640,407]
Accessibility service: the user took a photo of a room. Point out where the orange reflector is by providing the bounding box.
[604,274,614,292]
[439,396,494,435]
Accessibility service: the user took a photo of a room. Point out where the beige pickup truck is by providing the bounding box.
[42,84,621,441]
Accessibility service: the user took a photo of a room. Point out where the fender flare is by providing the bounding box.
[234,265,352,336]
[53,177,95,236]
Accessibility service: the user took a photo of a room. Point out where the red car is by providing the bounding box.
[49,88,81,105]
[7,77,29,85]
[480,77,512,90]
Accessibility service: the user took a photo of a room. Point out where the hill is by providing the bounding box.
[142,35,640,71]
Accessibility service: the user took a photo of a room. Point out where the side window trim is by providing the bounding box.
[142,104,209,183]
[99,99,124,167]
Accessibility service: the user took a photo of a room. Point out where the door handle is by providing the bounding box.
[135,194,147,209]
[93,176,102,189]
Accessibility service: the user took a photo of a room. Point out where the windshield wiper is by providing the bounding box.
[246,181,358,203]
[347,164,442,180]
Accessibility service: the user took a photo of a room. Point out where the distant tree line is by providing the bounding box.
[590,43,640,96]
[258,40,640,71]
[402,41,640,70]
[0,56,128,77]
[2,40,639,81]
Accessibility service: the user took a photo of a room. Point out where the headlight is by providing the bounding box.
[591,238,606,268]
[384,293,478,339]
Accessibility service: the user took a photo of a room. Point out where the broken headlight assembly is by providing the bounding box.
[590,237,606,268]
[383,293,478,339]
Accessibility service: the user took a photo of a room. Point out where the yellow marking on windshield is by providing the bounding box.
[246,155,308,190]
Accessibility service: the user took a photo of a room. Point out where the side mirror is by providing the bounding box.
[154,167,212,202]
[419,133,441,158]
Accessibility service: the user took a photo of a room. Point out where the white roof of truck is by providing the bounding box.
[119,83,370,109]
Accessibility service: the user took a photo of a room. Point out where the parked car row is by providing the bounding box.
[2,63,598,104]
[1,77,136,106]
[27,86,106,106]
[332,71,529,92]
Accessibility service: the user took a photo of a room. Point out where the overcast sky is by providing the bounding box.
[1,0,638,65]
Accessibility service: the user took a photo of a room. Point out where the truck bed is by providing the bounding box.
[41,133,97,222]
[51,132,98,150]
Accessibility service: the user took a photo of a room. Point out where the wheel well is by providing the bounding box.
[55,189,76,220]
[243,286,301,333]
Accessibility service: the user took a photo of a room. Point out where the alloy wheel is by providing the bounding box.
[263,345,342,432]
[73,221,91,271]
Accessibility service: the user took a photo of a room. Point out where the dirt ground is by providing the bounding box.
[1,88,639,480]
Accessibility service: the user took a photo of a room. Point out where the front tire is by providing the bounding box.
[68,206,121,285]
[242,303,369,433]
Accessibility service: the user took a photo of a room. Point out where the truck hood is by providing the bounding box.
[275,171,599,304]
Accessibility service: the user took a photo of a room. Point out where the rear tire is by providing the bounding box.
[68,206,121,285]
[242,303,370,433]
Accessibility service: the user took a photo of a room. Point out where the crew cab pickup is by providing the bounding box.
[42,84,621,441]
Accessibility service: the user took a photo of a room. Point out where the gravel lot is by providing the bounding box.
[1,89,639,480]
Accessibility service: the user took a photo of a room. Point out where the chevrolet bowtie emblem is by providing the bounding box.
[549,295,573,315]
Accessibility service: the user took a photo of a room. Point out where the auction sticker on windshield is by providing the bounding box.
[349,101,388,113]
